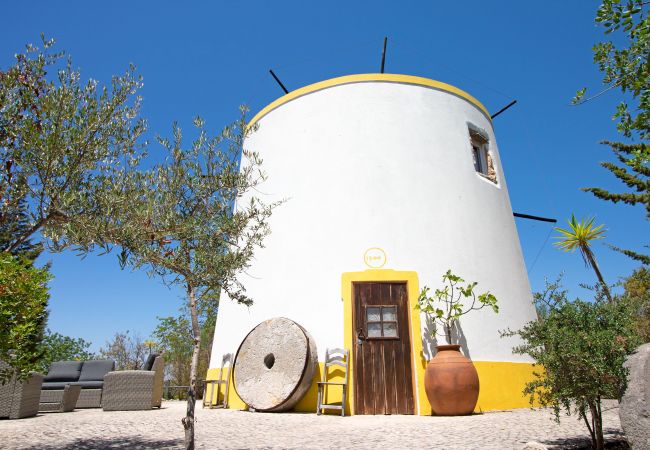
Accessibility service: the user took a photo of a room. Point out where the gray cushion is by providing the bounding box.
[143,354,158,371]
[78,360,115,381]
[70,380,104,389]
[42,380,100,390]
[42,381,71,390]
[44,361,82,382]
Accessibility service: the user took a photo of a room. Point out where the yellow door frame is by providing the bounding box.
[341,269,430,415]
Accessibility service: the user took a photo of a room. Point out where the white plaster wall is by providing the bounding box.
[210,79,537,368]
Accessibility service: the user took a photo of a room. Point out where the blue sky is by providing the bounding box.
[2,1,647,352]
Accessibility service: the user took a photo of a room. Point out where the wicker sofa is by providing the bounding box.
[102,354,164,411]
[0,361,43,419]
[41,360,115,408]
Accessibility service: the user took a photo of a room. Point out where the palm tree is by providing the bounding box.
[554,214,614,303]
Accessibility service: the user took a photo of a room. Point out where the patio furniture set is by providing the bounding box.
[0,355,164,419]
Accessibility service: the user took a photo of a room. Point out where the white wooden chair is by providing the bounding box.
[204,353,233,409]
[316,348,349,416]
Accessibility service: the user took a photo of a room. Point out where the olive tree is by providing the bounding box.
[0,36,145,383]
[0,36,146,254]
[100,112,278,449]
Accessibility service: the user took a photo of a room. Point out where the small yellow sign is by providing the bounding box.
[364,248,387,268]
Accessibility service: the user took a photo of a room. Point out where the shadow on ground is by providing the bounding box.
[542,428,629,449]
[20,437,183,449]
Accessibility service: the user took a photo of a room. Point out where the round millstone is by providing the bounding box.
[233,317,318,412]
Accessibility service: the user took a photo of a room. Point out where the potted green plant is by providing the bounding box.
[417,270,498,415]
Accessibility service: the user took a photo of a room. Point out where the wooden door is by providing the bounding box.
[353,282,415,415]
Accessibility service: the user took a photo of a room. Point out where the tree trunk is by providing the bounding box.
[181,282,202,450]
[581,409,596,449]
[589,400,605,450]
[595,398,604,450]
[585,249,614,303]
[183,389,195,450]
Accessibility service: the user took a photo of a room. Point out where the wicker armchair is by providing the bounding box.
[102,355,164,411]
[0,361,44,419]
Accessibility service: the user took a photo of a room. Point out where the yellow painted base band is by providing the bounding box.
[205,362,350,414]
[205,360,538,415]
[473,361,539,412]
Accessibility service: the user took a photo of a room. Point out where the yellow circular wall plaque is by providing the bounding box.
[364,248,387,268]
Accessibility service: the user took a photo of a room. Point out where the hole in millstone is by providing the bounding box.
[264,353,275,369]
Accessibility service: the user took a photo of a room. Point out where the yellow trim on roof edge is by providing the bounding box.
[248,73,492,126]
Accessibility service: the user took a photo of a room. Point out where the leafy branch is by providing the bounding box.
[417,269,498,345]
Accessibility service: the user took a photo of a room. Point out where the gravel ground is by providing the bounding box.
[0,400,626,449]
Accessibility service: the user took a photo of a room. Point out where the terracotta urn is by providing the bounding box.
[424,344,479,415]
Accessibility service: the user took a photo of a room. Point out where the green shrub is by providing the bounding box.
[503,280,641,449]
[0,253,50,382]
[622,267,650,342]
[38,330,94,373]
